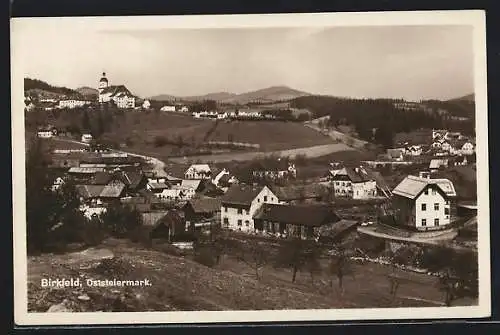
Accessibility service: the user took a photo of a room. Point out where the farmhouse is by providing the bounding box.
[252,203,340,240]
[273,184,328,204]
[159,185,196,201]
[392,175,456,231]
[58,97,91,109]
[183,197,222,232]
[386,148,404,161]
[330,166,378,199]
[212,168,238,189]
[429,159,449,172]
[252,160,297,181]
[161,105,176,112]
[185,164,212,180]
[220,184,279,232]
[98,72,135,109]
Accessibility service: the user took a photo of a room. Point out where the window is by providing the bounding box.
[224,207,227,212]
[432,189,437,195]
[264,196,268,202]
[421,203,427,211]
[445,208,450,215]
[237,220,242,226]
[245,220,250,227]
[424,189,428,195]
[433,203,439,211]
[258,198,260,202]
[434,218,439,226]
[223,218,229,226]
[421,219,427,226]
[237,208,242,214]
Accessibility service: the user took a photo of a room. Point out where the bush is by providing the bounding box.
[193,247,218,268]
[153,136,169,148]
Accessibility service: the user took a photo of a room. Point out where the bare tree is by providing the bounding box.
[327,248,354,294]
[236,239,269,280]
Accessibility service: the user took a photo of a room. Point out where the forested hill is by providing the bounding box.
[24,78,79,97]
[291,95,475,148]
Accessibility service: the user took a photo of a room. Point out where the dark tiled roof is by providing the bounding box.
[221,184,267,206]
[273,184,327,201]
[185,197,221,214]
[156,210,184,228]
[253,203,340,227]
[92,172,113,185]
[100,183,126,198]
[75,185,105,199]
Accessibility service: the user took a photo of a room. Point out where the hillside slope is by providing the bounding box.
[24,78,80,98]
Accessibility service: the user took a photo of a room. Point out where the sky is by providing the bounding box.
[13,19,474,101]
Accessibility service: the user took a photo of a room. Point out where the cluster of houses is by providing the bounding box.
[390,129,475,158]
[45,139,475,243]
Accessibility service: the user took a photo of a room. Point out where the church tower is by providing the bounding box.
[98,72,109,93]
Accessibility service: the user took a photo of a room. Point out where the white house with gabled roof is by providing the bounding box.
[184,164,212,180]
[392,175,456,231]
[220,184,279,232]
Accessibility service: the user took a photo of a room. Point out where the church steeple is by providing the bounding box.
[98,71,109,92]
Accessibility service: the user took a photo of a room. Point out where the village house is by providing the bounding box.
[183,197,222,233]
[142,100,151,109]
[252,160,297,181]
[58,97,91,109]
[146,180,170,197]
[220,184,279,232]
[161,105,176,112]
[184,164,212,180]
[144,210,188,242]
[37,125,57,138]
[98,72,135,109]
[386,148,404,161]
[252,203,340,239]
[212,168,238,190]
[429,159,449,173]
[392,175,456,231]
[329,166,385,199]
[404,145,423,156]
[273,184,328,205]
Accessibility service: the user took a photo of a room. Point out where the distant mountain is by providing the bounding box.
[76,86,99,99]
[149,86,311,104]
[447,93,475,103]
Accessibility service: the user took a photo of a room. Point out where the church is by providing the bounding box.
[98,72,136,109]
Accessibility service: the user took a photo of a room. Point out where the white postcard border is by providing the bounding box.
[11,10,490,325]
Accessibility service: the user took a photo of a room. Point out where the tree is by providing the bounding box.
[274,238,322,283]
[235,239,269,280]
[81,111,91,132]
[328,247,354,294]
[101,202,141,238]
[26,138,86,253]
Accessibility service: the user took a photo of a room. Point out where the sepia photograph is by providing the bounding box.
[11,10,490,325]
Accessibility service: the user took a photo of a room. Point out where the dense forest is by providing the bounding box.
[24,78,79,97]
[291,96,475,148]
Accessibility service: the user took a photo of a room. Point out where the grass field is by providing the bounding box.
[27,238,475,313]
[102,113,335,158]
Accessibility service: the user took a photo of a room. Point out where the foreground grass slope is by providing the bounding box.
[27,238,470,313]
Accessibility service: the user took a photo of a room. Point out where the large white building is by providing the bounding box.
[392,175,457,231]
[98,72,136,109]
[58,98,91,109]
[220,185,279,232]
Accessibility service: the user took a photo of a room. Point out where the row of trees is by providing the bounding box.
[192,229,478,305]
[193,233,353,293]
